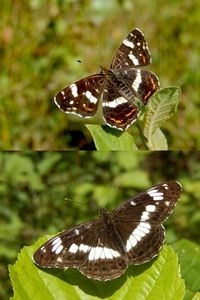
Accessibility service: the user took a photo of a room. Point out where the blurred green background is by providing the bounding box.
[1,0,200,149]
[1,151,200,298]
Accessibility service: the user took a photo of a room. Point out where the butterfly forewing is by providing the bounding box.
[112,181,182,264]
[54,28,159,131]
[33,221,100,268]
[33,181,181,281]
[113,181,182,221]
[54,75,104,117]
[111,28,151,70]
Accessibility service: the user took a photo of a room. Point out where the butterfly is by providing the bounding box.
[54,28,159,131]
[33,181,181,281]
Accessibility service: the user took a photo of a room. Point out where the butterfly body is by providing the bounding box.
[33,181,182,281]
[54,28,160,130]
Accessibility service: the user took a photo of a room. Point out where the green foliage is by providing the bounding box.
[192,293,200,300]
[86,125,138,150]
[1,1,199,149]
[173,239,200,300]
[143,87,180,150]
[86,87,180,150]
[9,242,185,300]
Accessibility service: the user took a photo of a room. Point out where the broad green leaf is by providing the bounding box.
[143,87,180,149]
[192,293,200,300]
[114,170,150,189]
[9,239,185,300]
[86,125,137,150]
[173,239,200,300]
[148,128,168,150]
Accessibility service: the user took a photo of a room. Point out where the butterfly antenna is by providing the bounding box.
[76,58,101,71]
[64,197,86,207]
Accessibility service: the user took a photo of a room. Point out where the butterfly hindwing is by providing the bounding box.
[102,68,159,130]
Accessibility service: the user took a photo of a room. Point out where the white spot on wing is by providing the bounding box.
[126,222,151,251]
[132,70,142,90]
[84,91,97,104]
[55,244,64,254]
[51,237,63,253]
[57,257,63,263]
[61,90,66,99]
[126,235,138,251]
[70,84,78,97]
[123,39,134,48]
[88,246,120,261]
[128,51,139,65]
[130,200,136,206]
[103,97,127,108]
[147,189,164,201]
[74,229,80,235]
[133,227,146,237]
[41,246,46,253]
[69,243,78,253]
[146,204,156,212]
[144,222,151,229]
[52,237,62,245]
[151,195,163,201]
[141,211,149,221]
[79,243,90,253]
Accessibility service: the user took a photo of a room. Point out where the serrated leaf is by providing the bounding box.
[125,245,185,300]
[173,239,200,300]
[86,125,137,150]
[143,87,180,148]
[9,239,185,300]
[148,128,168,150]
[192,293,200,300]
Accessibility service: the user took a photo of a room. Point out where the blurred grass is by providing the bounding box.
[1,0,200,149]
[1,151,200,298]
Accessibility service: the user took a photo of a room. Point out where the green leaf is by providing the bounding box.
[9,239,185,300]
[192,293,200,300]
[148,128,168,150]
[143,87,180,149]
[86,125,137,150]
[173,239,200,300]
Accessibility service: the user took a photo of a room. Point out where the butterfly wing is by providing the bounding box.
[33,219,128,281]
[54,75,105,117]
[33,221,98,268]
[111,28,151,70]
[112,181,182,264]
[118,68,160,104]
[102,80,139,130]
[102,68,159,130]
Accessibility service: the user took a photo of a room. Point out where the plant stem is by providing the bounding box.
[135,120,148,150]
